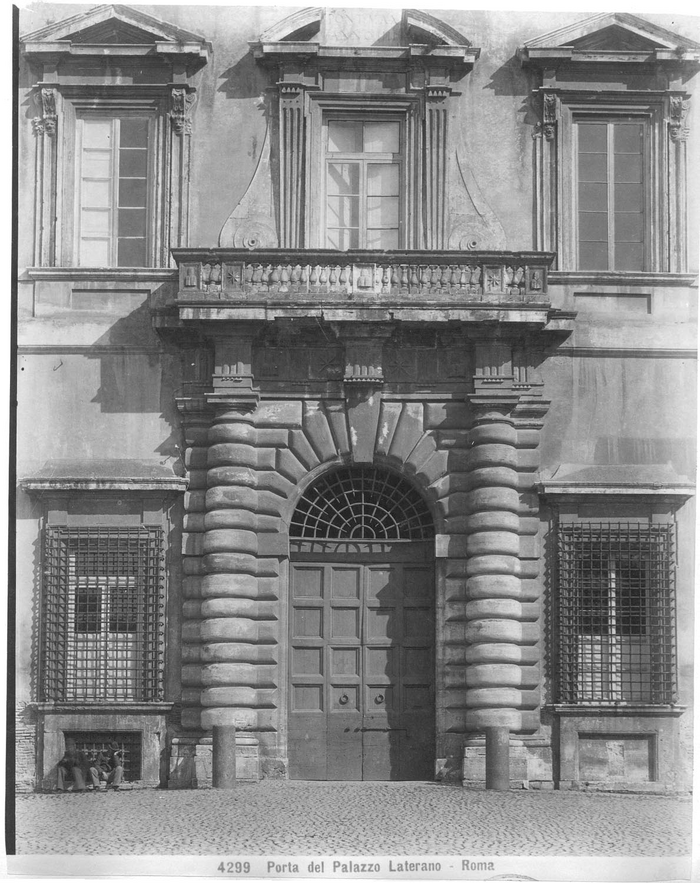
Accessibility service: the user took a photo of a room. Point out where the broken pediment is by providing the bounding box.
[254,6,477,67]
[521,12,700,65]
[22,3,210,70]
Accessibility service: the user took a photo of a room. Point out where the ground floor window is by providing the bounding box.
[556,522,676,705]
[63,730,142,781]
[42,526,165,702]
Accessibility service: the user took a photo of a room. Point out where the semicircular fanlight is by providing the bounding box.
[290,467,434,540]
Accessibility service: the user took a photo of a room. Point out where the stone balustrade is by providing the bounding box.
[172,249,553,304]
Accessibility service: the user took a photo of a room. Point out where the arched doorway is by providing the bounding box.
[288,466,435,780]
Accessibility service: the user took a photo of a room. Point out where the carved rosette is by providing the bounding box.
[170,87,196,136]
[32,88,57,137]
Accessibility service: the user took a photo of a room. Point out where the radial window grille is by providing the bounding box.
[42,526,165,702]
[290,467,434,540]
[556,522,676,705]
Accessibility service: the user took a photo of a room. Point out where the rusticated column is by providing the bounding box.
[181,333,277,773]
[464,395,527,739]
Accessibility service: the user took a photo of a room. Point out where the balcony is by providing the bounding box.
[159,248,569,331]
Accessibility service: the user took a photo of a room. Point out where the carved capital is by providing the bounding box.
[669,95,690,142]
[170,87,196,136]
[33,87,57,137]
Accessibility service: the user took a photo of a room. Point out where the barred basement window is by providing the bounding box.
[556,522,676,705]
[42,527,165,702]
[290,467,433,540]
[64,731,142,781]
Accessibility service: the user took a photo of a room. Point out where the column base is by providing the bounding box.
[169,734,260,788]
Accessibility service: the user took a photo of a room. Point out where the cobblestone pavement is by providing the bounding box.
[13,782,691,856]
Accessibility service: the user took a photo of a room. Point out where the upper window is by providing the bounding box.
[522,12,700,274]
[556,522,676,705]
[576,118,647,272]
[76,115,153,268]
[324,119,402,250]
[42,526,165,702]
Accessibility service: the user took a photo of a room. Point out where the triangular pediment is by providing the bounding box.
[523,12,700,57]
[21,3,207,48]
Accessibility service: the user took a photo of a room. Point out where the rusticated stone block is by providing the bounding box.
[375,401,403,455]
[255,401,302,427]
[465,619,523,644]
[202,528,258,555]
[465,598,522,621]
[303,401,337,462]
[207,465,257,488]
[289,429,321,470]
[200,598,277,620]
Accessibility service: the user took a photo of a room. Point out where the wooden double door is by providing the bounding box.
[288,542,435,780]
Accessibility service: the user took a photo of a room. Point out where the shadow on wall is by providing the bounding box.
[83,295,183,460]
[218,51,270,101]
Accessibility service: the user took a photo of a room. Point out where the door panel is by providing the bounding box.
[289,545,434,780]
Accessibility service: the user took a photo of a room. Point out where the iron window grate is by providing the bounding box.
[64,730,142,781]
[556,522,676,705]
[290,467,434,540]
[42,526,165,702]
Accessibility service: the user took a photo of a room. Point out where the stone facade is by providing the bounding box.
[15,5,698,792]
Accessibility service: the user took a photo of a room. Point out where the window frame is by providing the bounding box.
[57,91,168,269]
[555,521,677,707]
[322,115,405,250]
[306,94,419,250]
[41,525,166,704]
[573,113,651,272]
[545,94,671,273]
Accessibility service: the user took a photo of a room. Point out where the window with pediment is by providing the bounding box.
[220,9,479,251]
[21,5,209,268]
[522,13,700,275]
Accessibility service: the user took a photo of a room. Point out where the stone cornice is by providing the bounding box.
[549,271,697,287]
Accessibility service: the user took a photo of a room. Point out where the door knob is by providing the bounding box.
[374,694,384,704]
[339,694,349,705]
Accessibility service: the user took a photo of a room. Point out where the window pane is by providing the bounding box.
[367,164,399,195]
[118,238,147,267]
[118,208,147,237]
[579,212,608,242]
[83,119,113,148]
[614,154,642,184]
[119,148,148,178]
[614,183,643,212]
[119,178,147,208]
[327,196,359,228]
[364,121,400,153]
[327,163,360,195]
[367,196,399,227]
[366,228,398,249]
[328,121,362,153]
[578,122,607,152]
[579,241,608,271]
[578,182,607,212]
[614,123,643,155]
[80,238,110,266]
[578,153,607,183]
[615,213,643,242]
[81,209,110,236]
[615,242,644,271]
[120,117,149,148]
[326,228,359,250]
[83,180,111,208]
[83,151,112,178]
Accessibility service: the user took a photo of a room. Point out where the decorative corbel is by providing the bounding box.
[669,94,690,142]
[32,87,57,136]
[170,86,197,136]
[542,92,557,141]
